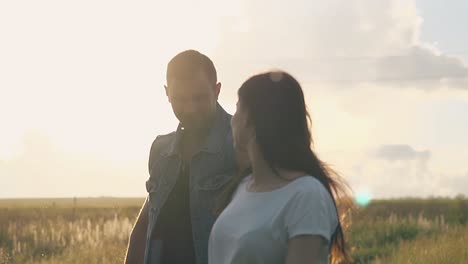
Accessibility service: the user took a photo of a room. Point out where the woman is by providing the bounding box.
[209,71,352,264]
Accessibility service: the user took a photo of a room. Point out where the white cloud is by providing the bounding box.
[376,46,468,89]
[214,0,468,90]
[343,144,467,198]
[374,144,430,163]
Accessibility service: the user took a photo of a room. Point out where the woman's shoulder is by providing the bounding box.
[240,174,252,184]
[290,175,327,192]
[230,175,251,198]
[287,176,334,204]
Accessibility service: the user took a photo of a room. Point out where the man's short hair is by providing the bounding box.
[166,50,217,86]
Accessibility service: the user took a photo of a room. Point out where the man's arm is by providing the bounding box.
[125,198,149,264]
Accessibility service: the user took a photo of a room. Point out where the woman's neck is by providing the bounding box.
[249,147,275,185]
[248,144,288,191]
[247,143,307,191]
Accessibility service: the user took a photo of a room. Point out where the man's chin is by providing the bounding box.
[181,121,206,132]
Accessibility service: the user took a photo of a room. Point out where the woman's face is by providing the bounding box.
[231,99,251,155]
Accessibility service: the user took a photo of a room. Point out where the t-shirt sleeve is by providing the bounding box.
[284,182,339,243]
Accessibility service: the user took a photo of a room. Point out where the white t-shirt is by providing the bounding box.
[208,175,338,264]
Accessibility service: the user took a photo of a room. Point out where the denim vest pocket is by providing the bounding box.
[146,172,163,211]
[146,154,164,194]
[145,177,160,194]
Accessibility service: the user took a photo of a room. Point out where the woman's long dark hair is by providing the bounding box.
[217,71,354,263]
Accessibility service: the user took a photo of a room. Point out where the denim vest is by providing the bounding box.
[144,105,237,264]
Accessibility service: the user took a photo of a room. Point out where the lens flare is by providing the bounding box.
[355,191,372,207]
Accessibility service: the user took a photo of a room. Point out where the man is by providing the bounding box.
[125,50,237,264]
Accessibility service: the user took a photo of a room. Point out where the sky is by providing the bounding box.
[1,0,467,198]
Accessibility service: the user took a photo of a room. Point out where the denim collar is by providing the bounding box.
[163,103,231,158]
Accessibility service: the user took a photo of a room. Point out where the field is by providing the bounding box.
[0,197,467,263]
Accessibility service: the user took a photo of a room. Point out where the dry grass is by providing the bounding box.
[375,226,468,264]
[0,200,141,264]
[0,197,467,263]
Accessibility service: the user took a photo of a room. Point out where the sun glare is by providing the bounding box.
[355,190,372,207]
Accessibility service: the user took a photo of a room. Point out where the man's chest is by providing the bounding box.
[148,151,234,193]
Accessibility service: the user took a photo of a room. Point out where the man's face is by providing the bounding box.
[166,71,221,131]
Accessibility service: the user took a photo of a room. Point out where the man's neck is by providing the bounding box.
[180,120,214,161]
